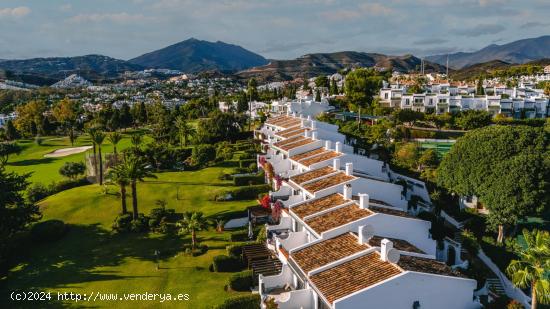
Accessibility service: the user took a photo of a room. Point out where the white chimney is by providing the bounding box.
[333,158,341,171]
[304,130,311,138]
[325,140,332,150]
[307,115,311,121]
[358,225,366,244]
[298,113,303,119]
[311,120,317,130]
[359,193,369,209]
[345,162,353,176]
[286,109,290,116]
[343,184,352,199]
[301,119,306,127]
[381,239,393,262]
[311,131,318,140]
[335,142,342,153]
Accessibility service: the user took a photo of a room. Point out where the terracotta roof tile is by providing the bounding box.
[310,251,402,304]
[291,193,348,219]
[290,166,335,185]
[305,204,373,234]
[302,172,354,193]
[276,126,307,138]
[291,233,368,273]
[397,255,465,277]
[299,151,342,167]
[273,136,304,148]
[280,138,315,151]
[290,148,326,161]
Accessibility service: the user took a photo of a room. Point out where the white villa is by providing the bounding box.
[254,113,479,309]
[379,82,549,118]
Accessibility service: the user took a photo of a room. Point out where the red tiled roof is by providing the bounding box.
[291,233,368,273]
[302,172,354,193]
[290,166,334,185]
[305,204,373,234]
[310,251,402,304]
[291,193,348,219]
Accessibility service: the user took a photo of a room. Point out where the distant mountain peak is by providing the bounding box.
[427,35,550,68]
[129,38,267,72]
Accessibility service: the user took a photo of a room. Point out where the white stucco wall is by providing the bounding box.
[352,178,407,210]
[334,272,478,309]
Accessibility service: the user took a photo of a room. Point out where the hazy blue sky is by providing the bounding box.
[0,0,548,60]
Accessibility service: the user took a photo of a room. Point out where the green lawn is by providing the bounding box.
[1,166,257,308]
[5,133,136,184]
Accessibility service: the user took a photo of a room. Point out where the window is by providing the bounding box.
[405,99,410,105]
[384,93,389,99]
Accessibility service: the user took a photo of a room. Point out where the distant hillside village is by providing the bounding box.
[1,62,549,130]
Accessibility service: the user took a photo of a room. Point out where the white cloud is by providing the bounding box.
[0,6,31,18]
[60,4,72,12]
[321,3,393,21]
[67,12,149,24]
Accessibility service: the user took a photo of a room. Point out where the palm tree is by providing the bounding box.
[506,229,550,309]
[87,128,98,179]
[90,130,106,185]
[177,212,209,249]
[123,156,157,220]
[107,164,130,214]
[174,116,196,147]
[130,133,142,149]
[108,131,123,156]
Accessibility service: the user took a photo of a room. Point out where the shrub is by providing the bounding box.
[26,183,50,203]
[461,229,480,255]
[50,178,90,193]
[227,270,254,291]
[213,294,260,309]
[112,213,133,232]
[182,243,209,257]
[233,171,265,186]
[220,184,270,201]
[239,159,256,168]
[230,230,250,242]
[31,220,67,242]
[506,300,524,309]
[211,255,243,272]
[59,161,86,180]
[256,225,267,244]
[130,215,149,233]
[191,144,216,167]
[226,244,245,257]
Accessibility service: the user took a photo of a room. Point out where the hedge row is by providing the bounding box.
[226,244,245,257]
[238,159,257,168]
[233,172,264,186]
[227,270,254,291]
[213,294,260,309]
[221,184,270,201]
[26,178,91,203]
[230,230,250,242]
[211,255,243,272]
[30,220,67,243]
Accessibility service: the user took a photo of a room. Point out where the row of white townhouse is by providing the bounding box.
[379,89,549,118]
[254,113,480,309]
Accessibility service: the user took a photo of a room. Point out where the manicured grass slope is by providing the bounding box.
[5,134,135,184]
[1,166,255,308]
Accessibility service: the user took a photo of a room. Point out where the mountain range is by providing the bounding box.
[0,36,549,85]
[237,52,446,81]
[129,38,268,72]
[427,35,550,69]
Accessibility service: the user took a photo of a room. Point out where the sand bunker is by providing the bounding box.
[44,146,93,158]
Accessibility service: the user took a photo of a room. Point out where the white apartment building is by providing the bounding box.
[380,86,549,118]
[0,112,17,128]
[255,114,479,309]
